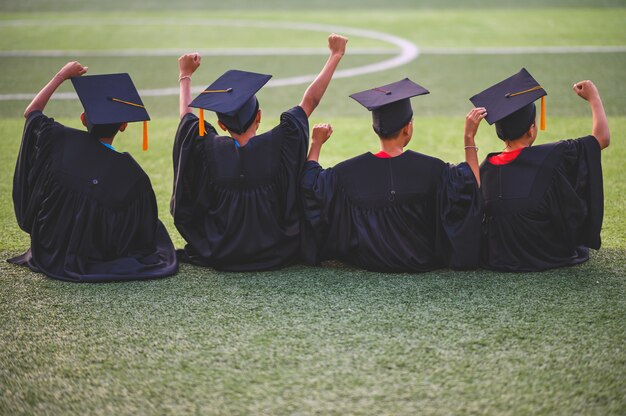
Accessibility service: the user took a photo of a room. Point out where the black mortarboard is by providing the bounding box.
[469,68,547,141]
[71,73,150,150]
[350,78,429,137]
[189,69,272,136]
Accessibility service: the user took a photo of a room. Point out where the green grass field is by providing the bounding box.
[1,1,625,414]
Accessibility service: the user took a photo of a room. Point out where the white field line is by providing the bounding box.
[1,18,624,100]
[4,45,624,58]
[420,46,626,54]
[0,48,397,57]
[0,19,419,100]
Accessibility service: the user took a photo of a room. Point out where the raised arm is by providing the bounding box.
[573,80,610,150]
[24,61,87,118]
[463,107,487,187]
[307,124,333,162]
[178,53,201,119]
[299,34,348,118]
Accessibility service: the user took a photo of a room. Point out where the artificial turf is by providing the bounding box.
[1,2,625,415]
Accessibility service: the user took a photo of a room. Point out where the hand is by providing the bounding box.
[312,123,333,146]
[328,34,348,57]
[464,107,487,139]
[178,53,201,77]
[573,80,600,102]
[56,61,87,80]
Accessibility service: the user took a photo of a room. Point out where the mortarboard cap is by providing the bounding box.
[189,69,272,136]
[350,78,429,137]
[469,68,547,141]
[72,73,150,150]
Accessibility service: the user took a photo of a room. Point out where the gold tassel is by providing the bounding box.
[199,109,206,136]
[143,120,148,151]
[540,96,546,131]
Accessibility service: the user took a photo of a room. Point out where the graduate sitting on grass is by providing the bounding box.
[171,34,348,271]
[300,79,483,272]
[467,68,609,272]
[8,61,178,282]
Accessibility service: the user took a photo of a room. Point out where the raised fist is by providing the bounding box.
[178,53,202,77]
[328,34,348,57]
[573,80,600,102]
[57,61,88,80]
[312,123,333,145]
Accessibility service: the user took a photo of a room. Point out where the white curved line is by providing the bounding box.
[419,45,626,55]
[0,48,398,57]
[0,19,419,101]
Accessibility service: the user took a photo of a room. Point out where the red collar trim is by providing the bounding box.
[373,151,393,159]
[488,147,525,165]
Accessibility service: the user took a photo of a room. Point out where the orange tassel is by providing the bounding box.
[199,109,206,136]
[540,96,546,131]
[142,120,148,151]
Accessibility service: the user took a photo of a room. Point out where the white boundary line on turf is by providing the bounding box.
[0,48,398,57]
[0,19,419,101]
[420,46,626,55]
[5,45,624,58]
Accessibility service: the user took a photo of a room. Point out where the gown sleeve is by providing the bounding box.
[300,160,338,264]
[560,135,603,249]
[13,111,59,233]
[437,162,483,269]
[277,106,309,210]
[170,112,217,223]
[278,106,309,142]
[276,106,309,171]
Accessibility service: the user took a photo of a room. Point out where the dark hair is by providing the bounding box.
[377,126,403,140]
[84,113,122,139]
[495,102,536,141]
[88,123,123,139]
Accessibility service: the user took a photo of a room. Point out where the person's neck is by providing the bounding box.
[99,137,114,146]
[379,137,405,157]
[504,137,532,151]
[231,127,257,147]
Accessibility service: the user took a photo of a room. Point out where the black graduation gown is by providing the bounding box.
[171,106,309,271]
[479,136,603,272]
[301,151,482,272]
[8,111,178,282]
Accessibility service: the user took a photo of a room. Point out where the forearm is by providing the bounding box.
[307,143,323,162]
[589,97,610,149]
[179,77,193,119]
[24,74,65,118]
[464,134,480,187]
[300,54,342,118]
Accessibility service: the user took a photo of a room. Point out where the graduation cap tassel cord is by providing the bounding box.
[505,85,543,98]
[540,96,546,130]
[110,97,146,109]
[373,87,392,95]
[200,88,233,94]
[143,120,148,151]
[199,109,206,136]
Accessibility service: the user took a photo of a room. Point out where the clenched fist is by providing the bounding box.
[179,53,201,78]
[312,123,333,146]
[328,34,348,57]
[573,80,600,102]
[57,61,88,80]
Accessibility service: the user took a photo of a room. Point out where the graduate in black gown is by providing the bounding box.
[301,79,483,272]
[468,68,610,272]
[171,34,348,271]
[8,62,178,282]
